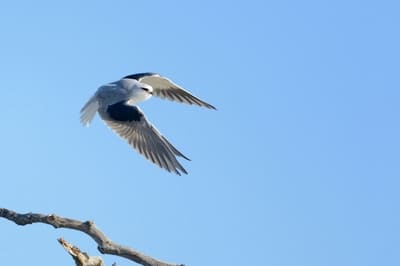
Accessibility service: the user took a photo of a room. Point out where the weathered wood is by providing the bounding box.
[58,238,104,266]
[0,208,184,266]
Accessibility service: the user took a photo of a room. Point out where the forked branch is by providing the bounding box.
[0,208,184,266]
[58,238,104,266]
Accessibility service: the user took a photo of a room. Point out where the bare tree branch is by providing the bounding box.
[58,238,104,266]
[0,208,184,266]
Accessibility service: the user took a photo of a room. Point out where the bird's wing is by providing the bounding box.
[80,94,99,126]
[124,73,216,109]
[100,101,189,175]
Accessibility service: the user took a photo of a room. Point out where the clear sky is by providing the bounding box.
[0,1,399,266]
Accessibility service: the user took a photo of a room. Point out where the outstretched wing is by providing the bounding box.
[99,101,190,175]
[123,73,216,109]
[80,94,99,126]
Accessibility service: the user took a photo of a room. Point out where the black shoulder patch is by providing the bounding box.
[123,72,157,80]
[107,101,143,122]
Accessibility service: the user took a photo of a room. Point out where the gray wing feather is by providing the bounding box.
[137,74,216,109]
[80,95,99,126]
[100,109,189,175]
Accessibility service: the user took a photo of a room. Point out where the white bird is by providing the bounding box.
[80,72,216,175]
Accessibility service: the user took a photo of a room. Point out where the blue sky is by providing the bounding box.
[0,1,399,266]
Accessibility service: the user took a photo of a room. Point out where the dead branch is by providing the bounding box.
[0,208,184,266]
[58,238,104,266]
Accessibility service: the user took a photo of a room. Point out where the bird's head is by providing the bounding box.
[126,82,153,105]
[140,83,153,95]
[137,83,153,102]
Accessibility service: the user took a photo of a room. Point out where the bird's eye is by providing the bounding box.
[142,87,149,92]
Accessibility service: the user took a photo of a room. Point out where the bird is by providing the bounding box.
[80,72,216,175]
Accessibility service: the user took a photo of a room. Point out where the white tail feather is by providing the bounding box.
[80,95,99,126]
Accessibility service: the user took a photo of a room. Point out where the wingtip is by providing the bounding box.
[178,168,188,175]
[180,154,191,161]
[170,166,188,176]
[176,163,189,175]
[197,102,216,110]
[208,104,217,110]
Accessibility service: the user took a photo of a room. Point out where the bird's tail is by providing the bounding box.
[80,95,99,126]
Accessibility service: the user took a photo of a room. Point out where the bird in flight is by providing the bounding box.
[80,72,216,175]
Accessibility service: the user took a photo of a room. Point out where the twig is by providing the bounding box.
[0,208,184,266]
[58,238,104,266]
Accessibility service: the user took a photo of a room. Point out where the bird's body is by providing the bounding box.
[80,73,215,175]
